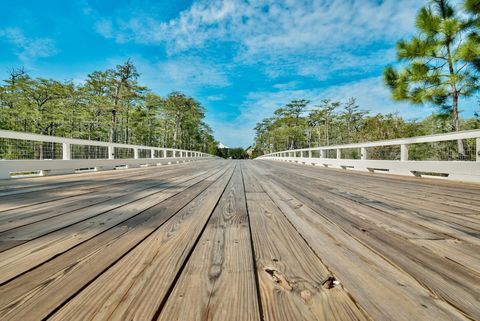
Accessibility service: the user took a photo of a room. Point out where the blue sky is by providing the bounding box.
[0,0,478,147]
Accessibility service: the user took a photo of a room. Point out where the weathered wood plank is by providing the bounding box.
[47,163,235,321]
[0,161,209,211]
[259,161,480,247]
[242,162,369,321]
[0,165,214,244]
[157,164,261,321]
[0,162,228,321]
[253,160,479,320]
[0,163,215,232]
[0,159,478,321]
[0,163,224,285]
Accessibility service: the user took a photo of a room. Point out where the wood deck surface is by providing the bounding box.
[0,159,479,321]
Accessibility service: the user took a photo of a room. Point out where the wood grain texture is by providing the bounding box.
[0,163,204,233]
[0,164,227,321]
[242,162,370,321]
[157,164,261,321]
[0,165,223,285]
[0,159,478,321]
[253,160,479,320]
[48,163,235,321]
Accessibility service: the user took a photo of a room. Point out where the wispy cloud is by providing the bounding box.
[206,94,226,101]
[92,0,422,79]
[0,28,57,64]
[95,19,114,39]
[96,0,420,51]
[103,55,231,95]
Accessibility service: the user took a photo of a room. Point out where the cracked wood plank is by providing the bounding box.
[242,162,370,321]
[157,163,261,321]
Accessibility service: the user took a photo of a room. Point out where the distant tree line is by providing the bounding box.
[253,98,480,157]
[0,60,218,154]
[217,147,249,159]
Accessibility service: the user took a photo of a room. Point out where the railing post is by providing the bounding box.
[134,148,139,159]
[336,149,341,159]
[361,147,367,160]
[477,138,480,162]
[320,150,326,159]
[62,142,71,160]
[108,145,115,159]
[151,149,155,159]
[308,150,312,158]
[401,144,409,161]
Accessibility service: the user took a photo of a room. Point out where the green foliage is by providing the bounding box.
[253,97,479,156]
[0,61,217,153]
[465,0,480,16]
[217,147,249,159]
[383,0,480,133]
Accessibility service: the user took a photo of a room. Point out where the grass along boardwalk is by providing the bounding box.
[0,159,479,321]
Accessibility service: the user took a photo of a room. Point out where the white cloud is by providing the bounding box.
[92,0,424,81]
[0,28,57,63]
[103,55,231,95]
[102,1,420,50]
[206,94,226,101]
[95,19,114,39]
[156,57,230,89]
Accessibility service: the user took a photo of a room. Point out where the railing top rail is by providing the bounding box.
[259,129,480,157]
[0,129,210,155]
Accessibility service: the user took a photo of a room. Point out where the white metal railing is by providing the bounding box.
[256,130,480,183]
[0,130,215,179]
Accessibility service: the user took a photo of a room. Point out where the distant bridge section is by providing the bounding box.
[257,130,480,183]
[0,130,215,179]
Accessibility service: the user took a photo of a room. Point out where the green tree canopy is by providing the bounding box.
[384,0,480,139]
[0,61,218,154]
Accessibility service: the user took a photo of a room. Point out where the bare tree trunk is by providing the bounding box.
[70,109,74,138]
[111,110,117,143]
[447,45,465,159]
[125,106,130,144]
[452,93,465,159]
[173,116,180,149]
[325,119,329,146]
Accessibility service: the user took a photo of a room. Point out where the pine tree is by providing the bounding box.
[384,0,480,157]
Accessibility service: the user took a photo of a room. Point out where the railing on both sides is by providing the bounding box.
[0,130,215,179]
[256,130,480,183]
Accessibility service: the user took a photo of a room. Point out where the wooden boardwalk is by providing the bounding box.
[0,159,479,321]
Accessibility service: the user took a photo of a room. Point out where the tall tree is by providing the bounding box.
[310,99,339,146]
[384,0,480,156]
[274,99,309,149]
[84,70,113,141]
[110,59,140,143]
